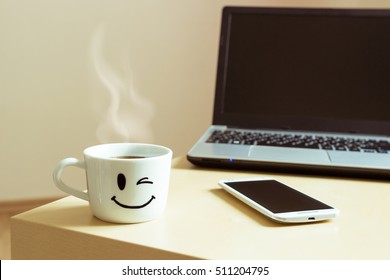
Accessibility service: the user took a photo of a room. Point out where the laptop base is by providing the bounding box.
[187,155,390,180]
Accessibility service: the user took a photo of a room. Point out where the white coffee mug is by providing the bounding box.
[53,143,172,223]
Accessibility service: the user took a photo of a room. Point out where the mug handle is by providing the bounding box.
[53,158,89,201]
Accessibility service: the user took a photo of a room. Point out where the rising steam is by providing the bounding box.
[89,24,155,144]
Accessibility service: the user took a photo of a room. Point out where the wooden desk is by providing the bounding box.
[11,157,390,259]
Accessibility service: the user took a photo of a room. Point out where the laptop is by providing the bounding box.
[187,6,390,178]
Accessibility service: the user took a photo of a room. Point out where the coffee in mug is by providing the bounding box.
[111,156,146,159]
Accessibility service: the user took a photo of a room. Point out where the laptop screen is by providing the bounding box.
[213,7,390,136]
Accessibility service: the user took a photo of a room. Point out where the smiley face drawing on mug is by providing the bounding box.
[111,175,156,209]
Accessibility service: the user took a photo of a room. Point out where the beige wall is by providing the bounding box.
[1,0,389,201]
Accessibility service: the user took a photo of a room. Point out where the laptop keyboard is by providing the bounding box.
[206,130,390,153]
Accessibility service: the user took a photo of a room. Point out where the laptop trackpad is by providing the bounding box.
[248,146,330,163]
[328,151,390,167]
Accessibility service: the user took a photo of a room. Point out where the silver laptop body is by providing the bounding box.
[187,7,390,178]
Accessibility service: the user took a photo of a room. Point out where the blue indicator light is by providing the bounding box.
[229,158,233,163]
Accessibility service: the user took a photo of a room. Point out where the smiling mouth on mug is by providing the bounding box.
[111,195,156,209]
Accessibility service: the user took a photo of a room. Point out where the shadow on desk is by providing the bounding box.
[14,199,137,228]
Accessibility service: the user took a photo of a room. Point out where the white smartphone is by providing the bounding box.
[219,177,339,223]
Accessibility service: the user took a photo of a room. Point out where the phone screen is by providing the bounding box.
[225,180,333,213]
